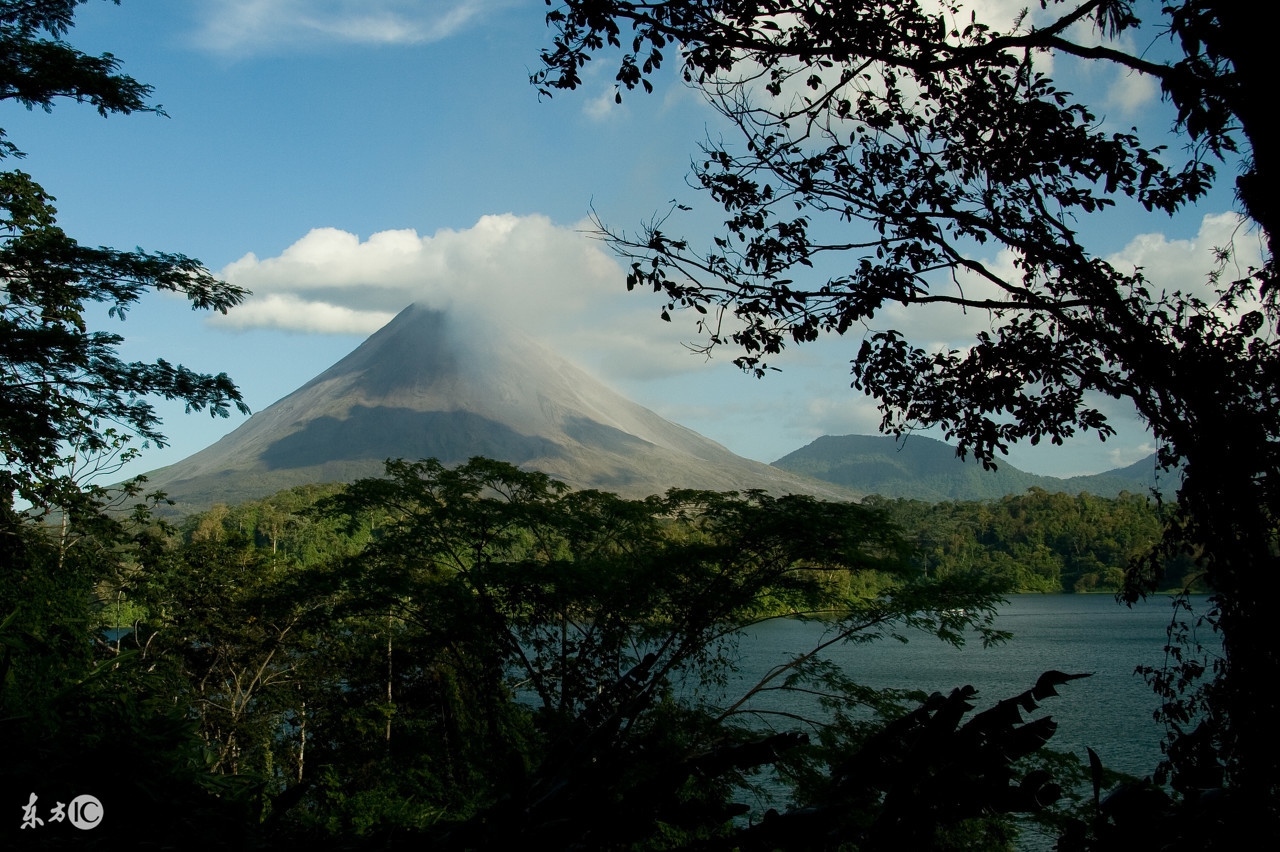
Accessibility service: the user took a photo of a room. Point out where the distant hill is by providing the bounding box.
[141,305,855,515]
[771,434,1178,501]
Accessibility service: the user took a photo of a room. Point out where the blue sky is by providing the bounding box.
[5,1,1260,483]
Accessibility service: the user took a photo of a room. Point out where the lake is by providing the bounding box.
[722,593,1218,782]
[713,593,1217,848]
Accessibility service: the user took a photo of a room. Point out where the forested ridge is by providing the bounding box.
[771,435,1174,503]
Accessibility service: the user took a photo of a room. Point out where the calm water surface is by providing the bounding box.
[728,594,1218,778]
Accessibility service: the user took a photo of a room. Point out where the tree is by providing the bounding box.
[533,0,1278,836]
[102,458,1090,847]
[298,457,1080,849]
[0,503,260,851]
[0,1,249,512]
[0,7,254,842]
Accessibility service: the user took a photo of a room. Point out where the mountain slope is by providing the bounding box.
[772,434,1175,501]
[143,305,856,513]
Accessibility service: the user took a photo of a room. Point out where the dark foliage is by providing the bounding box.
[1,499,258,851]
[533,2,1279,835]
[1,4,255,845]
[116,458,1092,850]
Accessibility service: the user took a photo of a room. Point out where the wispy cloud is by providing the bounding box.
[193,0,496,53]
[213,214,714,381]
[1105,67,1159,114]
[869,211,1262,356]
[1107,212,1266,308]
[210,209,1253,474]
[582,84,622,121]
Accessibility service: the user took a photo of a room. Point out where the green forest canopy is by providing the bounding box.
[10,457,1139,850]
[183,480,1192,596]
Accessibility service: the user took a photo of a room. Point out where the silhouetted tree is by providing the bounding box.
[0,1,248,513]
[533,3,1279,835]
[274,457,1070,849]
[1,6,253,845]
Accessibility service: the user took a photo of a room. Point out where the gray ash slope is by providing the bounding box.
[143,305,856,514]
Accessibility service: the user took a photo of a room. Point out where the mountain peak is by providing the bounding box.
[143,306,854,513]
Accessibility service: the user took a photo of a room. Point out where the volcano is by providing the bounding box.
[142,305,856,513]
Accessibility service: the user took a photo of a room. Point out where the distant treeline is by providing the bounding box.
[866,489,1199,594]
[179,483,1198,596]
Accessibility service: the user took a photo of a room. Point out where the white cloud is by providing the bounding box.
[194,0,496,53]
[221,294,395,334]
[1106,68,1159,114]
[799,394,886,438]
[214,213,718,380]
[1106,439,1156,470]
[583,85,621,121]
[1107,212,1266,305]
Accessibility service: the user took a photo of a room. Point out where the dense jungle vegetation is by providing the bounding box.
[869,491,1198,595]
[172,484,1193,598]
[4,457,1198,850]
